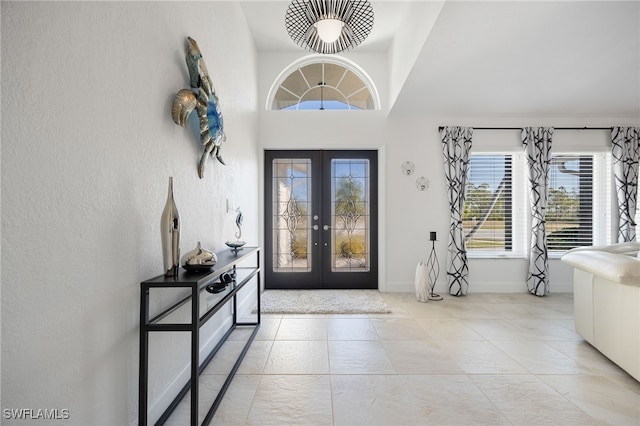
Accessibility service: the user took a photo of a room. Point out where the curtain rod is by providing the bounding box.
[438,126,612,132]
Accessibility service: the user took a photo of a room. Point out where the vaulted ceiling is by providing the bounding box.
[241,0,640,119]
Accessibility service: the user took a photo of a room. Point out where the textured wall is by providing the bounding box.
[1,2,258,424]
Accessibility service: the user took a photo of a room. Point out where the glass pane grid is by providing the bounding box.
[331,159,370,272]
[272,62,376,111]
[273,159,312,272]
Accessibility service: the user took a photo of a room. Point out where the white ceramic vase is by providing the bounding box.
[415,261,429,303]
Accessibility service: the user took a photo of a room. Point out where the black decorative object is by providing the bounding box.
[427,231,442,301]
[285,0,374,54]
[206,282,226,293]
[206,274,233,293]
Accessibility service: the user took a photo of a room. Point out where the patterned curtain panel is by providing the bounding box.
[611,127,640,242]
[522,127,553,296]
[441,126,473,296]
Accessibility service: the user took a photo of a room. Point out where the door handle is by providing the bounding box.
[323,225,332,231]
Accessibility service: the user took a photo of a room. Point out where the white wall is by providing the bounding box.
[387,1,445,110]
[1,2,258,425]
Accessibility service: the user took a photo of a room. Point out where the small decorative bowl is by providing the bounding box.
[225,240,246,254]
[181,242,217,271]
[225,240,247,249]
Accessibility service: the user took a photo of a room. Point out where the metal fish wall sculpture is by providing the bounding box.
[171,37,226,178]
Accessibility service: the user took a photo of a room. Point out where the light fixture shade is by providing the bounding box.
[286,0,374,54]
[315,18,344,43]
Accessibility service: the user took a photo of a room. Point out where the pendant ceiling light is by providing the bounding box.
[285,0,374,54]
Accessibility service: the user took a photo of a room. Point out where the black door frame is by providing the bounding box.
[264,150,378,289]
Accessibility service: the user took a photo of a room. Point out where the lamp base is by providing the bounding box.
[429,292,443,301]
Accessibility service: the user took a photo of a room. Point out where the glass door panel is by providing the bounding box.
[272,158,312,272]
[331,159,370,272]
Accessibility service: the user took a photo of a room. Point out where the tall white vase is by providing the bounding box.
[161,177,181,276]
[415,261,429,303]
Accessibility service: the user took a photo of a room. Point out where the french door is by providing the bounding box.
[264,150,378,289]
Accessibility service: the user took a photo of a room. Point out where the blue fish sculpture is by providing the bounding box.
[171,37,225,178]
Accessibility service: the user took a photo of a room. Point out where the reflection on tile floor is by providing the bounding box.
[165,292,640,425]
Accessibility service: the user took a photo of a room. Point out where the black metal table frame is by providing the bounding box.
[139,247,261,426]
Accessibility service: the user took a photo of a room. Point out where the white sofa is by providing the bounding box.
[561,242,640,381]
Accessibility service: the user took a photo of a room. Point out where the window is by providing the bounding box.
[267,57,379,110]
[548,153,611,253]
[464,151,610,258]
[463,153,527,257]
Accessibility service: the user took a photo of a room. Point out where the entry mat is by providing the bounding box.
[260,290,390,314]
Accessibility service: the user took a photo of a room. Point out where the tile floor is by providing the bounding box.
[165,292,640,425]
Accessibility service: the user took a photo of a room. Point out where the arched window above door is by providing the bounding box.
[267,56,380,111]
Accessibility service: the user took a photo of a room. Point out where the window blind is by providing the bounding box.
[548,153,611,253]
[464,151,610,258]
[464,153,527,258]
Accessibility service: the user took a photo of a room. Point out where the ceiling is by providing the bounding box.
[240,1,640,119]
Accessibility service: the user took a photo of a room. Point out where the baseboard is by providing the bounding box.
[384,280,574,294]
[236,281,259,320]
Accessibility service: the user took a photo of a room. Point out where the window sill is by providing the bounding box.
[549,251,569,259]
[467,254,528,260]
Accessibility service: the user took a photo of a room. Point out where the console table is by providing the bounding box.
[139,247,260,426]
